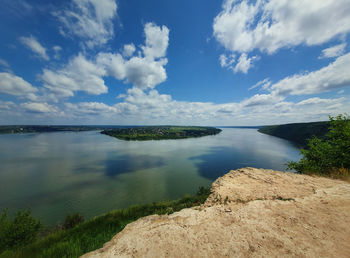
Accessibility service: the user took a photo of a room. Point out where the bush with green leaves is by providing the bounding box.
[0,209,42,252]
[62,213,84,230]
[288,114,350,176]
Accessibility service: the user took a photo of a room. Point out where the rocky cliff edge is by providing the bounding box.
[82,167,350,258]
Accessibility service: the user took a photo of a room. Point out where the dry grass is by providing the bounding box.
[328,167,350,182]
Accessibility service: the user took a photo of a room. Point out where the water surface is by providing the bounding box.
[0,128,300,225]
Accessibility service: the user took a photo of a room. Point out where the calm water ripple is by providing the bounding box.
[0,128,301,225]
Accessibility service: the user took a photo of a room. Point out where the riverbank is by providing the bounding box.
[0,188,210,257]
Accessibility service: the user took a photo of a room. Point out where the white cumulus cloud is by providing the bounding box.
[219,52,259,74]
[241,93,283,107]
[65,102,117,114]
[122,43,136,57]
[219,53,235,68]
[96,53,126,80]
[61,47,350,124]
[142,23,170,59]
[86,89,348,125]
[97,22,169,89]
[213,0,350,54]
[270,52,350,96]
[0,72,38,97]
[234,53,259,74]
[21,102,58,113]
[40,22,169,99]
[122,57,167,89]
[41,54,107,97]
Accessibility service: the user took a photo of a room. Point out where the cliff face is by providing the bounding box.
[82,168,350,258]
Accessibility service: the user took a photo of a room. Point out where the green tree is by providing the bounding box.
[0,209,42,252]
[288,114,350,176]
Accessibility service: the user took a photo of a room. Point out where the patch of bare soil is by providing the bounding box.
[82,168,350,258]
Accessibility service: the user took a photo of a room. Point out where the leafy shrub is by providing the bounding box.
[288,114,350,176]
[197,186,211,196]
[62,213,84,230]
[0,209,42,252]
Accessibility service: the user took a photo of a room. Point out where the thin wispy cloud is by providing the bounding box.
[54,0,117,48]
[319,43,347,59]
[19,35,49,60]
[0,58,10,68]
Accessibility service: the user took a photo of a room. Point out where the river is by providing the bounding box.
[0,128,301,225]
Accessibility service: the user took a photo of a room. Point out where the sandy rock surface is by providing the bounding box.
[82,167,350,258]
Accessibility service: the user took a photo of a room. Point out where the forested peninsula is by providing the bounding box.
[258,121,329,147]
[101,126,222,140]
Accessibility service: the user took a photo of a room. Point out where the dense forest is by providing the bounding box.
[258,121,330,147]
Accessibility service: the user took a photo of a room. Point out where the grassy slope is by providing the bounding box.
[258,121,330,147]
[0,189,210,258]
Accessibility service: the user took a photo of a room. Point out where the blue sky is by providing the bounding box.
[0,0,350,125]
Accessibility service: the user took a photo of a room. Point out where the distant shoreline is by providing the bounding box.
[0,125,106,134]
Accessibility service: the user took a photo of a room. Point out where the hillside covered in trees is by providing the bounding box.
[258,121,330,147]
